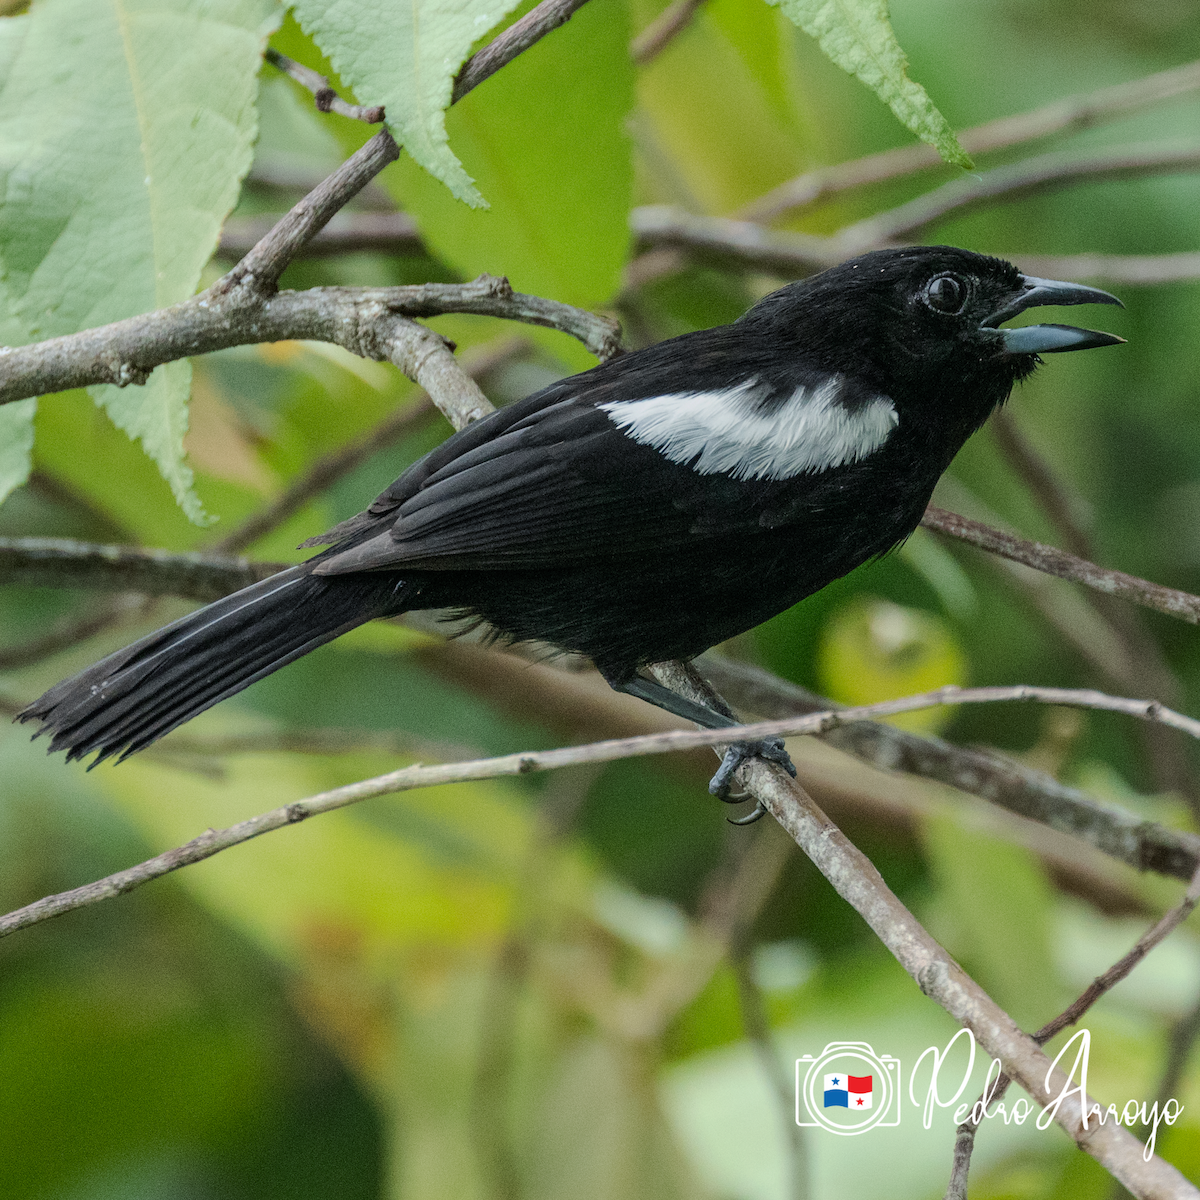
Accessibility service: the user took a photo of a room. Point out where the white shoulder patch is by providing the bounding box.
[599,377,898,481]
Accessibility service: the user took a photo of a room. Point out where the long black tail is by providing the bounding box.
[17,565,415,766]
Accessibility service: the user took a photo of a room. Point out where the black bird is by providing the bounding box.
[18,247,1123,808]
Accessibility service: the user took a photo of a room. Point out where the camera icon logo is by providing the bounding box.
[796,1042,901,1135]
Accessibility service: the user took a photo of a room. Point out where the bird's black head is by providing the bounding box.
[740,246,1123,433]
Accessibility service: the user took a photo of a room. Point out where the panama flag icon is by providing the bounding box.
[823,1073,873,1110]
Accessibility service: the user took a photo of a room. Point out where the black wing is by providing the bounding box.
[308,330,849,575]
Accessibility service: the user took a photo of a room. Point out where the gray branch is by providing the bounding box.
[740,59,1200,223]
[1012,251,1200,285]
[233,0,597,295]
[5,681,1200,942]
[922,506,1200,625]
[0,0,605,415]
[944,861,1200,1199]
[986,410,1197,807]
[0,275,621,407]
[630,205,842,276]
[0,538,284,600]
[222,209,1200,287]
[216,128,402,298]
[835,142,1200,251]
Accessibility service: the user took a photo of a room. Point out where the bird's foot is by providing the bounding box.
[708,736,796,803]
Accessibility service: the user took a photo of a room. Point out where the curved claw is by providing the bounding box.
[728,801,768,825]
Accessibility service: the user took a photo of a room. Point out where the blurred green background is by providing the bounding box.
[1,1,1199,1197]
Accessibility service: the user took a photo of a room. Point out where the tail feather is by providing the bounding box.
[62,622,313,761]
[112,617,374,760]
[18,565,412,765]
[44,586,317,757]
[61,587,344,754]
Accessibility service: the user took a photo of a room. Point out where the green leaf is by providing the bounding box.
[0,0,280,523]
[92,361,203,523]
[766,0,972,168]
[289,0,524,208]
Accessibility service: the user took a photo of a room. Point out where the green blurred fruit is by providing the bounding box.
[816,597,967,732]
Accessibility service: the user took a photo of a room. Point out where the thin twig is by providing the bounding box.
[924,488,1199,812]
[348,628,1200,901]
[10,499,1194,629]
[6,682,1200,939]
[1138,994,1200,1146]
[265,47,385,124]
[922,506,1200,625]
[630,0,705,64]
[1045,867,1200,1043]
[237,0,594,292]
[7,526,1200,882]
[835,142,1200,251]
[148,725,475,765]
[6,533,1200,881]
[740,60,1200,223]
[56,0,591,383]
[212,336,532,554]
[9,680,1200,1189]
[945,861,1200,1199]
[214,397,436,553]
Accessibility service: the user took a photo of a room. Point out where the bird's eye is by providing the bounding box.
[923,274,968,314]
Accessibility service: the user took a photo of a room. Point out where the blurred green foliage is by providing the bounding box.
[1,1,1200,1198]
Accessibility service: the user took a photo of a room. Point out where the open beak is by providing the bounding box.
[984,275,1126,354]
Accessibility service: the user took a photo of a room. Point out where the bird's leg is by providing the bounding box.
[601,671,796,814]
